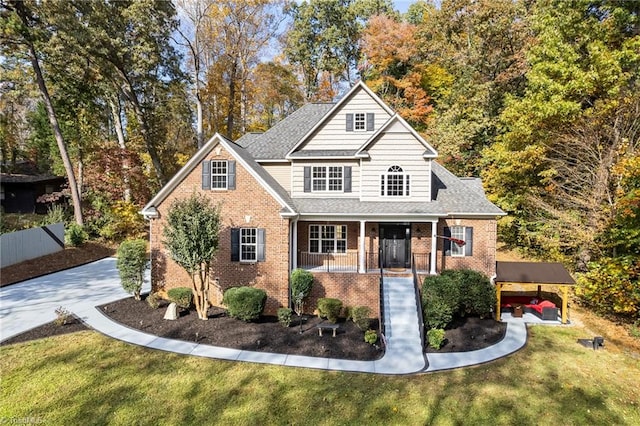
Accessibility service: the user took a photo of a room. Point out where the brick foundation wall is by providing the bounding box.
[306,272,380,319]
[149,143,291,315]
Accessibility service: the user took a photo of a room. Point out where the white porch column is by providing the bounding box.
[359,220,366,273]
[430,219,438,275]
[292,219,298,270]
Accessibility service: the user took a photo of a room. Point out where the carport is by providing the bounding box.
[494,261,576,324]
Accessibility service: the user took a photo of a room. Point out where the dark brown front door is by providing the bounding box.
[380,224,411,269]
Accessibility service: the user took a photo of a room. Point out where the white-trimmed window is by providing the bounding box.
[450,226,465,257]
[241,228,257,261]
[211,160,228,189]
[354,113,366,131]
[380,165,410,196]
[309,225,347,253]
[312,166,343,192]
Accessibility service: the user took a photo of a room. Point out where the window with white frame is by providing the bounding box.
[450,226,465,257]
[240,228,257,261]
[211,160,228,189]
[309,225,347,253]
[354,112,366,131]
[380,165,410,196]
[312,166,343,192]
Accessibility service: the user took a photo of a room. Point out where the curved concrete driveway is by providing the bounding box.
[0,258,527,374]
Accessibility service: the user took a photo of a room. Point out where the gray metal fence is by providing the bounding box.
[0,222,65,268]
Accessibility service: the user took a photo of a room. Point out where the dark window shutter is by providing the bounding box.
[257,228,266,261]
[228,160,236,190]
[346,113,354,131]
[202,160,211,190]
[464,227,473,256]
[443,227,452,256]
[303,166,311,192]
[344,166,352,192]
[231,228,240,261]
[366,113,375,131]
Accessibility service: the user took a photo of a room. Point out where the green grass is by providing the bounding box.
[1,326,639,425]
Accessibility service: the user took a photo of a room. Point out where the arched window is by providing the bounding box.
[380,165,410,196]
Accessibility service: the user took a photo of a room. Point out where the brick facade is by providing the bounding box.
[149,143,291,315]
[307,272,380,318]
[437,218,498,278]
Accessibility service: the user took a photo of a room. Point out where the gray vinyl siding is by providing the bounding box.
[291,160,360,198]
[360,130,432,202]
[299,90,391,152]
[261,163,292,193]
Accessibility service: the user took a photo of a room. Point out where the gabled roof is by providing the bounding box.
[238,103,334,160]
[141,133,296,218]
[355,114,437,159]
[285,81,395,158]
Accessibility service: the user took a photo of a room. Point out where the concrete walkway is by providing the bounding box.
[0,258,527,374]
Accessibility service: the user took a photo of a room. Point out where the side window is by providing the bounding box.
[444,226,474,257]
[202,159,236,190]
[231,228,265,262]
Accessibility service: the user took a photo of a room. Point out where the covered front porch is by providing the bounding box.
[291,220,439,274]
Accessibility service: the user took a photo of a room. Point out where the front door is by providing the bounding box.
[380,224,411,269]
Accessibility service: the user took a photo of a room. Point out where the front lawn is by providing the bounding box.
[1,323,639,425]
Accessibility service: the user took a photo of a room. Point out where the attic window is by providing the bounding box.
[211,161,228,189]
[346,113,374,131]
[381,165,410,196]
[354,113,366,131]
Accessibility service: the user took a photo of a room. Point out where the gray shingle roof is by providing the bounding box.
[239,103,334,159]
[288,149,358,158]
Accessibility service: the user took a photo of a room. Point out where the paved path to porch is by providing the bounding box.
[1,258,527,374]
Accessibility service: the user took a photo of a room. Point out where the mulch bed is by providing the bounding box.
[1,242,507,357]
[425,316,507,353]
[98,295,384,361]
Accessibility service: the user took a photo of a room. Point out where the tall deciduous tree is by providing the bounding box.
[1,0,84,225]
[163,194,221,320]
[199,0,285,139]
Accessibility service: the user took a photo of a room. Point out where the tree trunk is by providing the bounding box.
[226,57,237,139]
[108,97,131,202]
[16,2,84,225]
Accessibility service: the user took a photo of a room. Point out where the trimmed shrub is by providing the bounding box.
[223,287,267,322]
[65,223,87,247]
[168,287,193,309]
[290,268,314,299]
[364,329,378,345]
[317,298,343,323]
[278,308,293,327]
[427,328,446,350]
[349,306,372,330]
[116,239,147,301]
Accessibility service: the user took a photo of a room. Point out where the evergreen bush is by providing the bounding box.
[168,287,193,309]
[223,286,267,321]
[317,298,343,323]
[349,306,371,330]
[116,239,147,300]
[423,297,453,329]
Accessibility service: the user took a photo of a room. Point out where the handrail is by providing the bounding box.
[378,246,385,346]
[412,253,426,350]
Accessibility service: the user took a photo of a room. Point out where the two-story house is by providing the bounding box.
[141,82,505,315]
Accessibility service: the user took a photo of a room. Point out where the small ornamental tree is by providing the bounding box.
[290,268,314,333]
[116,239,147,300]
[163,194,221,320]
